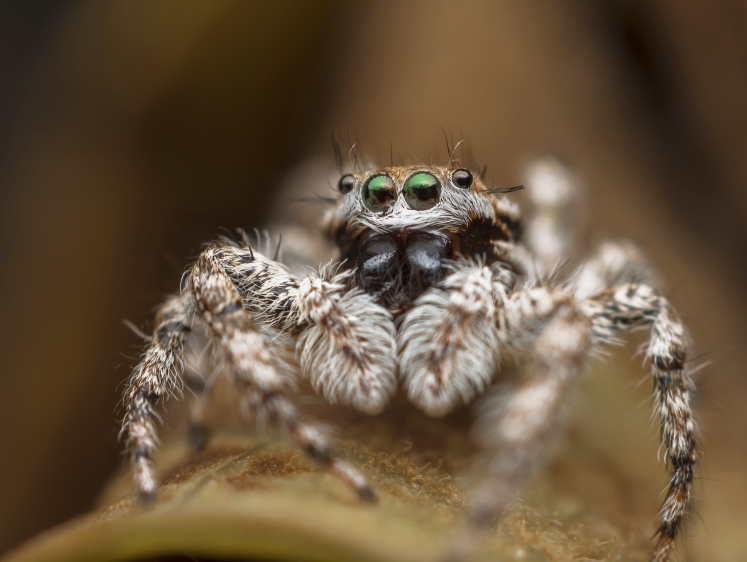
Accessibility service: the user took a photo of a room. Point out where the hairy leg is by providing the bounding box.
[398,261,514,417]
[441,287,591,561]
[582,283,696,562]
[190,243,375,501]
[121,293,192,502]
[183,369,211,451]
[572,239,654,299]
[522,157,578,276]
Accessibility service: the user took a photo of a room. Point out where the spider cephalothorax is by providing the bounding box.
[121,156,697,562]
[326,165,521,311]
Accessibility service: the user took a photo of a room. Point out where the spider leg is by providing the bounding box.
[398,261,514,416]
[190,243,376,502]
[582,283,695,562]
[572,239,654,299]
[121,293,192,503]
[522,157,578,275]
[183,368,211,451]
[441,287,592,561]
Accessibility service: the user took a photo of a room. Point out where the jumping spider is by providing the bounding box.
[122,155,696,562]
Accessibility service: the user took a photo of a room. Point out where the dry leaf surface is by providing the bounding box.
[4,371,656,562]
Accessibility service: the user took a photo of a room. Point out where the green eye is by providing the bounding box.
[404,173,441,210]
[362,174,396,212]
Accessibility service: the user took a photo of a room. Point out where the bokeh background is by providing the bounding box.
[1,1,747,559]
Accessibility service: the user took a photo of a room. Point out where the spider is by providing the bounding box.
[121,151,696,562]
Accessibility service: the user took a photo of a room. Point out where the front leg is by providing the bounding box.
[190,242,376,501]
[218,233,399,415]
[121,293,192,502]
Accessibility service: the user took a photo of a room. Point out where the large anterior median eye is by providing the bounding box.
[362,174,397,212]
[404,172,441,210]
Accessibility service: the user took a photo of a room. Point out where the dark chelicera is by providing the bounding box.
[356,231,452,309]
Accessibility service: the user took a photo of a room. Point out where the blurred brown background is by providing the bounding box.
[1,1,746,560]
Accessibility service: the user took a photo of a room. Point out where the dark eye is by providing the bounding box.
[451,169,473,189]
[404,172,441,210]
[362,174,397,212]
[338,173,356,194]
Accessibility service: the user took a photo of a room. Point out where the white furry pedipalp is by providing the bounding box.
[296,273,397,414]
[399,262,512,416]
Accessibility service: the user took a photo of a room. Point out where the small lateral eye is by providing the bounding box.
[451,168,473,189]
[404,172,441,210]
[362,174,397,212]
[338,173,356,194]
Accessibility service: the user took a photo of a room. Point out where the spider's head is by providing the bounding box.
[325,165,522,311]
